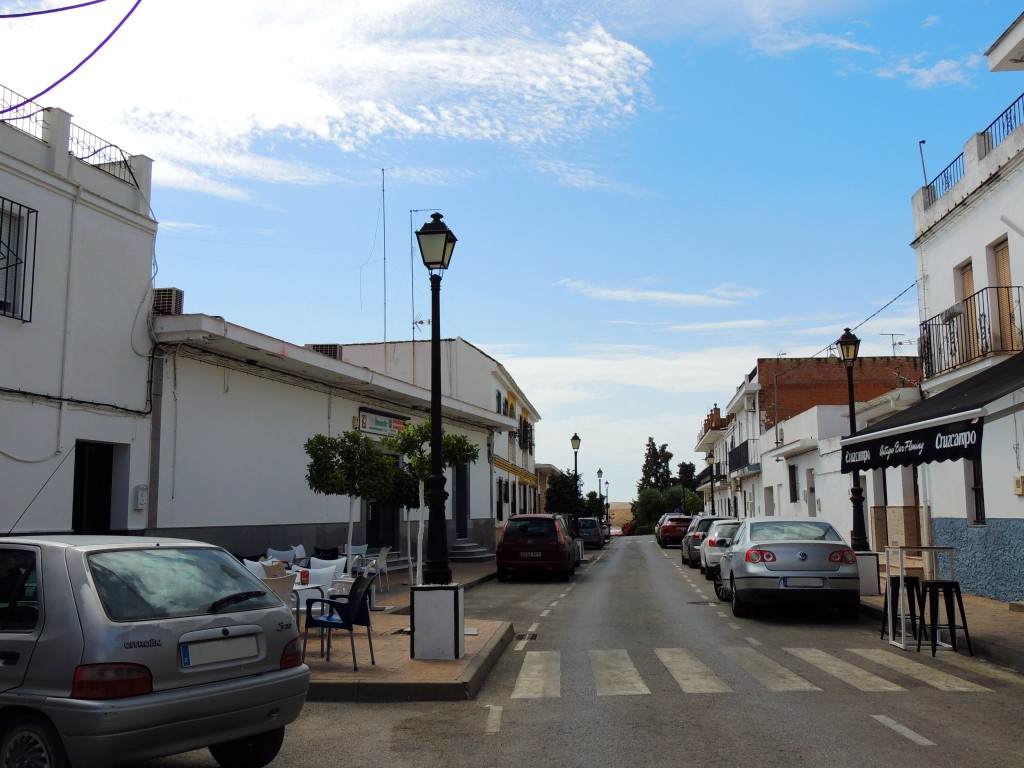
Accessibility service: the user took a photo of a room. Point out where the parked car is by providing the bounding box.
[577,517,604,549]
[610,526,624,537]
[653,513,671,541]
[0,535,310,768]
[656,514,692,548]
[601,520,611,542]
[699,519,741,580]
[682,516,732,567]
[497,514,576,581]
[716,517,860,620]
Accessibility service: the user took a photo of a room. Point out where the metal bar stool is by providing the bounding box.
[881,575,925,640]
[917,580,973,657]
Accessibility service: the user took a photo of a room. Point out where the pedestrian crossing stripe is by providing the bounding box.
[508,647,996,699]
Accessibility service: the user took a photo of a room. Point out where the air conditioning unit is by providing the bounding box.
[1015,475,1024,496]
[152,287,184,315]
[307,344,342,359]
[744,394,755,412]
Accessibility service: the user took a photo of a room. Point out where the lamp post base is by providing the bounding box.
[410,583,465,660]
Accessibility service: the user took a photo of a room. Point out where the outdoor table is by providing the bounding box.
[884,545,954,650]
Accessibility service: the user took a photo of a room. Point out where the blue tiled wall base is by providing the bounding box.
[932,518,1024,601]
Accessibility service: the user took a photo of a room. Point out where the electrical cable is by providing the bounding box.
[0,0,143,116]
[0,0,108,18]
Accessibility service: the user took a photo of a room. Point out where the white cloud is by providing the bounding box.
[555,278,745,307]
[876,55,984,89]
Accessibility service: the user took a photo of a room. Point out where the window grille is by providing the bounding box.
[0,196,38,322]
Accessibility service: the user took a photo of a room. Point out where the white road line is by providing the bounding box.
[549,601,559,608]
[527,622,539,633]
[850,649,990,692]
[745,637,761,646]
[717,612,728,618]
[590,649,650,696]
[725,647,820,691]
[728,622,741,630]
[785,648,904,692]
[485,704,503,734]
[656,648,731,693]
[871,715,935,746]
[511,651,560,699]
[540,609,550,617]
[514,638,529,651]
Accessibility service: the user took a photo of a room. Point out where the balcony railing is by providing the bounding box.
[925,91,1024,209]
[919,286,1024,377]
[727,438,760,474]
[1,82,138,188]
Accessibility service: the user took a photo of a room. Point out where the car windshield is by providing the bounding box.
[748,521,843,542]
[580,519,598,529]
[504,519,556,540]
[89,547,279,621]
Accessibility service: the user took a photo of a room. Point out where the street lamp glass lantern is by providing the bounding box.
[416,212,458,271]
[570,433,581,451]
[597,468,603,480]
[706,451,715,467]
[837,327,861,367]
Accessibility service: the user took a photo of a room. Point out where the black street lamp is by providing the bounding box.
[597,468,603,522]
[416,212,458,585]
[838,327,869,552]
[570,432,581,525]
[706,450,716,515]
[604,480,610,521]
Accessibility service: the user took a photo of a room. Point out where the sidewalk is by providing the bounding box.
[302,554,1024,703]
[302,560,509,703]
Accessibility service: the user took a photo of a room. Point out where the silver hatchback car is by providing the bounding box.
[717,518,860,620]
[0,536,310,768]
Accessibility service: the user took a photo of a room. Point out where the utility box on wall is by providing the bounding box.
[410,583,465,660]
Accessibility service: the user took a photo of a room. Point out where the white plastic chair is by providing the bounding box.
[260,573,297,607]
[359,546,391,592]
[343,545,368,577]
[309,556,343,578]
[293,566,338,617]
[291,544,309,566]
[242,559,265,578]
[266,547,295,564]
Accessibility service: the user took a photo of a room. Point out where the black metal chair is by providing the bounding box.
[881,575,925,640]
[917,579,973,657]
[301,572,378,671]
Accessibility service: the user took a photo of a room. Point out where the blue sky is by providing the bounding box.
[2,1,1021,501]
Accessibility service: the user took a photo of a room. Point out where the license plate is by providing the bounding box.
[784,577,824,588]
[520,552,541,558]
[181,634,258,668]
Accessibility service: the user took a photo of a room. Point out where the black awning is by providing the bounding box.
[841,352,1024,472]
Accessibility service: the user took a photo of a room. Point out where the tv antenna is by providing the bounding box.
[881,333,905,355]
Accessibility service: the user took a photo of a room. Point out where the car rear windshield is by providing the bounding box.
[89,547,280,622]
[749,521,843,543]
[579,519,599,529]
[504,519,557,540]
[667,517,689,525]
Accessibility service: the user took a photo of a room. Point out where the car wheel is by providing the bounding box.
[730,577,751,618]
[561,564,572,581]
[688,551,699,569]
[658,538,666,549]
[698,558,706,576]
[497,567,509,582]
[703,560,715,581]
[0,715,68,768]
[838,599,860,622]
[209,727,285,768]
[713,570,730,602]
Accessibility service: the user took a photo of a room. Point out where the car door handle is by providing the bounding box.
[0,651,20,666]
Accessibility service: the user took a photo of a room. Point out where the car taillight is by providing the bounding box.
[745,548,776,563]
[829,550,857,564]
[706,538,719,546]
[280,637,304,669]
[72,663,153,699]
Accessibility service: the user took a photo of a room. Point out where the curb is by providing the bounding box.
[306,571,507,702]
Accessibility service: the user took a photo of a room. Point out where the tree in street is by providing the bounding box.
[637,437,674,492]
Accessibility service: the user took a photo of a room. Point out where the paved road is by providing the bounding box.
[143,537,1024,768]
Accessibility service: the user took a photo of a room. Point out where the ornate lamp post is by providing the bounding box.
[706,450,716,515]
[597,467,604,521]
[416,212,457,585]
[838,327,869,552]
[570,432,581,525]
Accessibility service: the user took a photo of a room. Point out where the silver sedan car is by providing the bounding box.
[716,518,860,620]
[0,536,310,768]
[699,519,741,581]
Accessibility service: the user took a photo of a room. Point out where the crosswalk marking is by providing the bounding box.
[590,649,650,696]
[656,648,731,693]
[849,649,990,692]
[508,647,992,699]
[725,647,820,691]
[785,648,904,691]
[511,651,560,698]
[934,652,1024,684]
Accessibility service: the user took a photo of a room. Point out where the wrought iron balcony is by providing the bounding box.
[920,286,1024,377]
[727,438,760,475]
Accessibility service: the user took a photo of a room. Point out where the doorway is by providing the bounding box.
[72,441,113,535]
